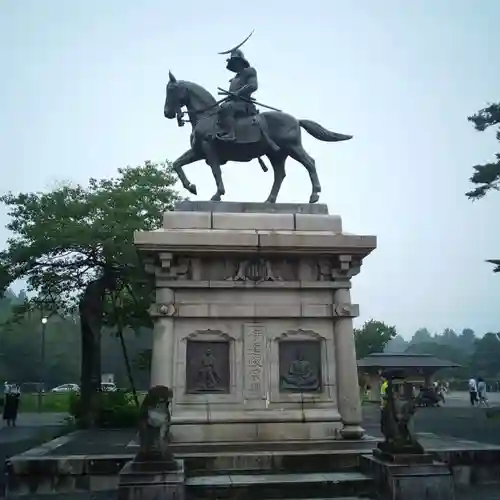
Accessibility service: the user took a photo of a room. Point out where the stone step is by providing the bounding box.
[186,471,374,499]
[168,437,379,455]
[184,450,363,475]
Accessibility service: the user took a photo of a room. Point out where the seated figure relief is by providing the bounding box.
[280,350,320,392]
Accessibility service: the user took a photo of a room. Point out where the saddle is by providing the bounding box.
[220,115,263,144]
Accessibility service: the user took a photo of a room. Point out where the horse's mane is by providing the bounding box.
[180,80,216,106]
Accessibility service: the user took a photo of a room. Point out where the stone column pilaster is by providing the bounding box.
[149,288,175,388]
[334,287,365,439]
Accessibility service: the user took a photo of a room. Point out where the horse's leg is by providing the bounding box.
[287,143,322,203]
[200,140,225,201]
[172,148,203,195]
[265,152,287,203]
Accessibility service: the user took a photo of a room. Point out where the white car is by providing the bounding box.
[51,383,80,393]
[101,382,117,392]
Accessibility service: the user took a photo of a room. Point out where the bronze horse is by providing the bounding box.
[164,72,352,203]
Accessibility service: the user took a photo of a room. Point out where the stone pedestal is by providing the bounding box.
[117,460,185,500]
[362,453,455,500]
[134,201,377,444]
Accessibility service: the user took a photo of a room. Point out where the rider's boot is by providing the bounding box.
[217,114,236,141]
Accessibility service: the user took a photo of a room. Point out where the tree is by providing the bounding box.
[470,333,500,379]
[354,319,396,359]
[467,102,500,272]
[0,161,181,425]
[384,335,408,353]
[405,341,469,379]
[457,328,476,355]
[410,328,433,345]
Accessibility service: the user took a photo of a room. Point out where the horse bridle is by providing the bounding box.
[174,94,230,127]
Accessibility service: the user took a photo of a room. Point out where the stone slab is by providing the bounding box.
[185,469,374,498]
[361,454,455,500]
[117,459,184,500]
[163,211,211,230]
[295,213,342,232]
[186,470,371,486]
[175,200,329,214]
[163,210,343,232]
[134,229,376,255]
[212,212,295,230]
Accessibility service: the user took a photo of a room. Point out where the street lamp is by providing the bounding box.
[37,317,48,412]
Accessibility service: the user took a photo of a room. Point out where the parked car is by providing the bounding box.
[101,382,117,392]
[51,383,80,393]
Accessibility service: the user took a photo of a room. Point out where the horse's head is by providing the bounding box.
[164,71,187,120]
[164,73,217,124]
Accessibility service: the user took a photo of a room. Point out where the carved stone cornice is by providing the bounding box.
[317,255,362,282]
[331,255,362,280]
[226,257,283,282]
[143,252,192,280]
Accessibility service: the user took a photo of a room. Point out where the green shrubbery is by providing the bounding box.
[69,390,140,428]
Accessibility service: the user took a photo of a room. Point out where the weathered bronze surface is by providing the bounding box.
[164,32,352,204]
[279,341,321,392]
[186,341,230,393]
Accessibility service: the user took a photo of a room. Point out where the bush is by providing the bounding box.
[69,390,140,428]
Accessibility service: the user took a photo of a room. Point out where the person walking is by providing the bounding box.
[468,377,478,406]
[477,377,489,408]
[3,383,20,427]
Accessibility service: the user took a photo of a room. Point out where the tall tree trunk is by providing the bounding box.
[80,314,102,427]
[78,273,115,427]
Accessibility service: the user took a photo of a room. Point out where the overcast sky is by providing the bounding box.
[1,1,499,339]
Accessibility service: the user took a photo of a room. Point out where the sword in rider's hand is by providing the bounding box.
[217,87,282,113]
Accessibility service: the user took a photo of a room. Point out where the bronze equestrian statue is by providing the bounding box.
[164,32,352,204]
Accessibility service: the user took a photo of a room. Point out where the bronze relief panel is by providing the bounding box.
[279,340,322,393]
[185,340,230,394]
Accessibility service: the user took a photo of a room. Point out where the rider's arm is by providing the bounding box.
[235,67,258,98]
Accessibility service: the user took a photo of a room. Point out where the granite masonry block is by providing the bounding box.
[163,211,211,230]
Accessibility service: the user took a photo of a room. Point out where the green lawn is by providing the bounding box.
[19,392,73,412]
[18,391,147,413]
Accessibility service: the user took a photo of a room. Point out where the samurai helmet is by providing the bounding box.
[218,31,253,72]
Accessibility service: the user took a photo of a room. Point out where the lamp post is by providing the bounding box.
[37,316,48,413]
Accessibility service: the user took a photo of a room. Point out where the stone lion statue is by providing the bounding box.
[380,379,424,455]
[135,385,176,466]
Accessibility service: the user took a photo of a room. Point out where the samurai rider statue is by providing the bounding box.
[217,31,258,142]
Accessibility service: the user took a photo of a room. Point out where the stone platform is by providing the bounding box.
[135,201,377,444]
[5,429,500,497]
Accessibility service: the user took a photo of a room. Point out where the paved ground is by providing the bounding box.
[364,405,500,445]
[0,413,69,497]
[445,390,500,407]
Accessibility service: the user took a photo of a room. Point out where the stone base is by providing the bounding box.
[361,453,455,500]
[340,424,365,440]
[136,201,377,448]
[171,418,343,444]
[117,459,185,500]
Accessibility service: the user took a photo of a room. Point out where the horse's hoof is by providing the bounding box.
[264,198,276,204]
[187,184,197,195]
[309,193,320,204]
[211,194,222,201]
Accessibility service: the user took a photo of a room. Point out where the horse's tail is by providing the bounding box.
[299,119,353,142]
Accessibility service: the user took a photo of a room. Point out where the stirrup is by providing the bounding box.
[217,131,236,141]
